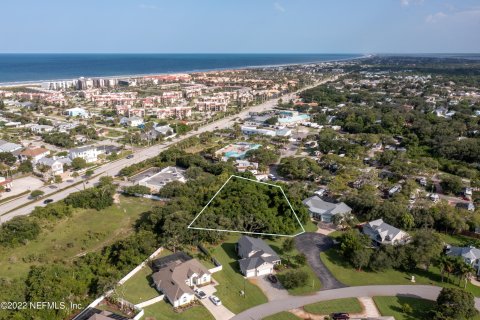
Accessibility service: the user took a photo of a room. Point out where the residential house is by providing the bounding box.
[456,202,476,212]
[30,124,54,134]
[302,195,352,222]
[362,219,410,246]
[151,254,211,307]
[234,160,259,173]
[0,139,23,153]
[37,156,70,176]
[19,147,50,164]
[446,246,480,275]
[69,145,100,163]
[121,116,144,127]
[237,235,281,278]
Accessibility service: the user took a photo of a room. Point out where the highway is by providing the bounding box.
[0,77,336,224]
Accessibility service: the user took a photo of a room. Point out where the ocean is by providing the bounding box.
[0,53,362,85]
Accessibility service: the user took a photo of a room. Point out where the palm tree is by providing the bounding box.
[458,263,475,289]
[436,255,448,283]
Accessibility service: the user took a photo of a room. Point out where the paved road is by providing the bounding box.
[231,285,448,320]
[0,77,338,224]
[295,232,346,290]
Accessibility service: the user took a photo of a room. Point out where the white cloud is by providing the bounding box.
[274,2,286,13]
[139,4,157,10]
[425,12,447,23]
[401,0,424,7]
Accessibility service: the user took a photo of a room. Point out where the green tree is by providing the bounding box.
[30,190,44,199]
[0,152,17,166]
[434,287,478,320]
[71,157,87,170]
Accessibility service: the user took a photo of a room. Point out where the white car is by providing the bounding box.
[209,295,222,306]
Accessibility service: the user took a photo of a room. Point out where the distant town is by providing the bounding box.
[1,55,480,320]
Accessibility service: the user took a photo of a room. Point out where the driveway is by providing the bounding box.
[231,285,446,320]
[199,282,235,320]
[295,232,345,290]
[250,275,290,301]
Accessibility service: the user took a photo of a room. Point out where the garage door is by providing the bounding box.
[256,268,272,276]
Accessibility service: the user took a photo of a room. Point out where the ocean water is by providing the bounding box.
[0,53,362,84]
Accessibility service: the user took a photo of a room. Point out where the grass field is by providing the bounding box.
[117,249,173,304]
[262,311,301,320]
[303,298,362,315]
[209,238,269,314]
[0,196,156,280]
[142,301,214,320]
[320,249,480,297]
[373,296,436,320]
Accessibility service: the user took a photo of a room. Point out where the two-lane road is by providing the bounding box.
[0,77,338,224]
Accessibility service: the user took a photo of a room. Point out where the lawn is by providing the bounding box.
[0,196,156,280]
[303,220,318,233]
[262,311,301,320]
[303,298,362,315]
[373,296,435,320]
[209,237,269,314]
[320,249,480,297]
[266,237,322,295]
[142,301,214,320]
[117,249,173,304]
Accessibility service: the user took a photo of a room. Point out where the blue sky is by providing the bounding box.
[1,0,479,53]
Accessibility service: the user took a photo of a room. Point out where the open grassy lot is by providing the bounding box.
[209,237,269,314]
[117,249,173,304]
[373,296,436,320]
[0,196,155,280]
[262,311,301,320]
[142,301,214,320]
[320,249,480,297]
[303,298,362,315]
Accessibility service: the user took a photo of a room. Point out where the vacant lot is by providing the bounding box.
[0,196,155,279]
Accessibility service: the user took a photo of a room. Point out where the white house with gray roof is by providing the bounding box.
[302,195,352,222]
[362,219,410,246]
[446,246,480,275]
[237,235,281,278]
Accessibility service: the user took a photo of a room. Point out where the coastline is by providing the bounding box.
[0,53,369,88]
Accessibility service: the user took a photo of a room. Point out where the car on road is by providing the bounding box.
[209,295,222,306]
[67,179,74,183]
[194,289,207,299]
[126,154,134,159]
[49,185,58,189]
[43,199,54,204]
[331,312,350,320]
[267,274,278,283]
[5,188,11,192]
[214,126,219,129]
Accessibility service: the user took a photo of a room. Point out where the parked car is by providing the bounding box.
[331,312,350,320]
[67,179,74,183]
[5,188,11,192]
[49,185,58,189]
[209,295,222,306]
[194,289,207,299]
[43,199,54,204]
[267,274,278,283]
[126,154,134,159]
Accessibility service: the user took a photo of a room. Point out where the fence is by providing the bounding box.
[198,244,223,273]
[118,246,164,285]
